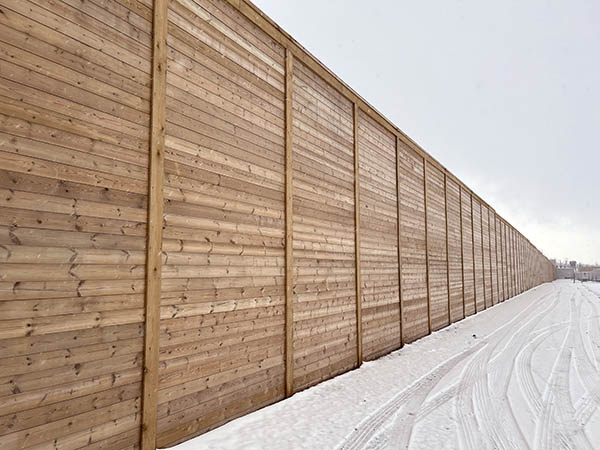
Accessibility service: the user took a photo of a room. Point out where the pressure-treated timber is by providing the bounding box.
[446,177,463,322]
[444,174,451,325]
[141,1,168,448]
[0,0,153,448]
[291,55,356,393]
[358,111,401,360]
[284,48,294,397]
[220,0,495,219]
[480,202,488,310]
[512,227,518,294]
[0,0,556,448]
[426,163,449,331]
[397,142,429,342]
[471,196,480,313]
[156,1,287,444]
[498,217,505,301]
[461,187,476,316]
[487,209,495,305]
[493,214,501,303]
[424,160,432,334]
[459,187,466,318]
[395,137,404,347]
[353,103,363,365]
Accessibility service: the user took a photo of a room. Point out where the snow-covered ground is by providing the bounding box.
[174,280,600,450]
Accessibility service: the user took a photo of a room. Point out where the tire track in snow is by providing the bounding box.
[455,288,559,450]
[336,284,556,450]
[571,286,600,425]
[336,343,484,450]
[415,314,566,428]
[533,290,594,450]
[515,322,567,417]
[402,286,555,450]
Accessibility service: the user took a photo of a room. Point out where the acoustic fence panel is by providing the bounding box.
[155,0,287,445]
[481,205,492,309]
[472,198,485,312]
[461,188,476,316]
[495,216,503,302]
[0,0,152,448]
[0,0,556,448]
[425,164,449,332]
[506,226,517,297]
[490,211,499,305]
[358,113,401,361]
[398,142,429,343]
[446,178,464,323]
[291,59,357,392]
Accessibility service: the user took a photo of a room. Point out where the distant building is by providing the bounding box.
[554,262,600,281]
[557,267,575,279]
[576,271,593,281]
[573,267,600,282]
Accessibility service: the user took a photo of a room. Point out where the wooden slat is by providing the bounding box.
[141,0,168,448]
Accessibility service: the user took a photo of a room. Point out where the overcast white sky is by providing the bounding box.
[254,0,600,264]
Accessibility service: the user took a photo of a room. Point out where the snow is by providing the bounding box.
[173,280,600,450]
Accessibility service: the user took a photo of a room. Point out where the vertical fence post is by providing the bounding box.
[487,209,493,305]
[396,137,404,347]
[353,103,363,365]
[507,224,512,297]
[505,223,509,299]
[516,234,520,293]
[479,202,487,309]
[423,159,432,333]
[444,174,451,325]
[504,223,509,297]
[284,48,294,397]
[470,195,477,313]
[510,228,515,295]
[141,0,168,448]
[501,222,506,300]
[512,228,518,294]
[494,215,500,302]
[459,187,466,318]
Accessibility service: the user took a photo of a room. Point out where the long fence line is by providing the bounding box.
[0,0,555,449]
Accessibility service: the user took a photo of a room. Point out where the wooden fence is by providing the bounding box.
[0,0,555,448]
